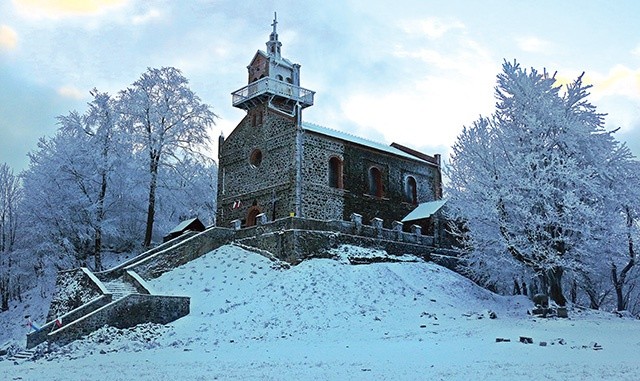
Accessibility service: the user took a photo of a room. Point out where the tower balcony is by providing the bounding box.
[232,77,315,110]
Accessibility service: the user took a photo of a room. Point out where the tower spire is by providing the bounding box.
[266,12,282,58]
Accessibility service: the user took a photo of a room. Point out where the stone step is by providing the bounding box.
[9,349,35,362]
[103,278,139,299]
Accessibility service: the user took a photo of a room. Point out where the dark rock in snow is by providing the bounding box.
[519,336,533,344]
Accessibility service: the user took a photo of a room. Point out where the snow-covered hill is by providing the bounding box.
[2,245,640,380]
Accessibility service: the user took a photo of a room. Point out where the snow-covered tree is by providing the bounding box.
[446,60,636,306]
[0,163,21,311]
[119,67,217,247]
[56,89,122,271]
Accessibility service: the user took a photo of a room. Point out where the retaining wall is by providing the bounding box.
[46,268,109,322]
[46,294,190,348]
[126,227,235,279]
[27,294,112,349]
[230,216,435,262]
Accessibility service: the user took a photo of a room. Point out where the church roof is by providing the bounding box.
[301,122,436,165]
[401,200,447,222]
[255,49,295,68]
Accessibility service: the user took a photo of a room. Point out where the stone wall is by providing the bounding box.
[46,268,108,322]
[126,226,235,279]
[46,294,190,348]
[99,231,199,277]
[217,106,298,226]
[27,295,112,349]
[299,132,345,220]
[232,216,435,263]
[341,143,439,228]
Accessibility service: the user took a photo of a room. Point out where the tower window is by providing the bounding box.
[368,166,383,197]
[276,74,283,81]
[328,157,343,189]
[249,149,263,167]
[405,176,418,204]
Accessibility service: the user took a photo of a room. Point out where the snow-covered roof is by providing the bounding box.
[301,122,431,164]
[401,199,447,222]
[167,218,202,235]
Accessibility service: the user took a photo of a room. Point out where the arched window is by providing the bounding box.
[276,74,283,81]
[328,157,343,189]
[405,176,418,204]
[368,167,383,197]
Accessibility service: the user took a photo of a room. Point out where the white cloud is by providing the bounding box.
[0,25,18,51]
[515,36,552,53]
[588,65,640,101]
[632,43,640,58]
[132,8,162,25]
[341,31,497,157]
[12,0,127,20]
[57,85,86,100]
[401,18,465,40]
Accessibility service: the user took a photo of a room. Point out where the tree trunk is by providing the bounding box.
[546,267,566,306]
[0,277,9,312]
[570,278,578,304]
[93,171,107,272]
[143,156,159,248]
[611,207,636,311]
[94,229,103,272]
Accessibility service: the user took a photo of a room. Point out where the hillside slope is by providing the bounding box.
[2,245,640,380]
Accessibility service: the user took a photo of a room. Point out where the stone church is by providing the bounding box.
[217,15,444,233]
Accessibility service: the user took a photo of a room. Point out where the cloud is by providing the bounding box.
[12,0,127,19]
[632,43,640,58]
[57,85,86,100]
[340,28,498,158]
[588,65,640,101]
[132,8,162,25]
[0,25,18,51]
[516,36,552,53]
[401,18,465,40]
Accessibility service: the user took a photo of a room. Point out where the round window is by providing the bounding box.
[250,149,263,167]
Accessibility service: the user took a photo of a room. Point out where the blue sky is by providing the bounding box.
[1,0,639,171]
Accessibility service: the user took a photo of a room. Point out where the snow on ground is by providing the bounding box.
[2,244,640,380]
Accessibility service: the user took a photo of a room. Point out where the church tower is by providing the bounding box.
[231,12,314,118]
[218,14,314,227]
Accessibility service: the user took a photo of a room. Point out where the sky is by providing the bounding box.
[1,0,639,171]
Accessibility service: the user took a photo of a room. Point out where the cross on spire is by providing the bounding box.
[266,11,282,58]
[271,12,278,35]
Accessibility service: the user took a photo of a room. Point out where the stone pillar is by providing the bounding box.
[411,224,422,236]
[371,217,383,238]
[351,213,362,235]
[257,213,268,226]
[231,219,241,231]
[392,221,403,241]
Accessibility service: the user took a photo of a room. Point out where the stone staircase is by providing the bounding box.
[26,226,234,349]
[102,277,139,300]
[9,349,35,363]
